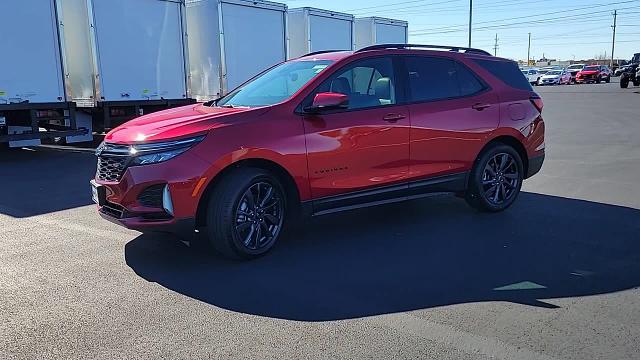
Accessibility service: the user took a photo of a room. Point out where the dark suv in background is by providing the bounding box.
[92,44,545,259]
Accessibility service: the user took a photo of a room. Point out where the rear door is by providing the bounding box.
[91,0,187,101]
[403,55,500,181]
[221,1,286,91]
[302,56,411,203]
[0,0,65,104]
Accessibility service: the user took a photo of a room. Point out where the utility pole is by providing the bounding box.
[493,33,499,56]
[611,10,617,68]
[468,0,473,47]
[527,32,531,66]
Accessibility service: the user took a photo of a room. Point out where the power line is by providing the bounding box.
[411,8,640,35]
[354,0,556,16]
[345,0,460,12]
[412,12,617,35]
[408,0,640,33]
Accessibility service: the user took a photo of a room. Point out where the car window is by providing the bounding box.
[405,57,459,101]
[456,62,485,96]
[217,60,333,107]
[403,57,485,102]
[473,59,533,91]
[312,57,396,110]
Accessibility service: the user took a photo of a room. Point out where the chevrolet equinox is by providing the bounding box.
[91,44,545,259]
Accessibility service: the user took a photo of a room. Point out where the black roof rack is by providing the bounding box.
[301,49,347,57]
[356,44,492,56]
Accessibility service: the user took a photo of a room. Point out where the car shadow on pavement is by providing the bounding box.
[0,148,96,217]
[125,192,640,321]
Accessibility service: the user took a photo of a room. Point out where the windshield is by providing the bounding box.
[216,60,334,107]
[584,66,600,71]
[549,70,562,75]
[568,65,583,70]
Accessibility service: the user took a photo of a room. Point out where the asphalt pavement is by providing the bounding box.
[1,81,639,359]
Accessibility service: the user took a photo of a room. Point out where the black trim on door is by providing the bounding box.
[306,172,469,216]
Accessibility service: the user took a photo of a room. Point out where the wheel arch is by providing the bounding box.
[477,135,529,176]
[195,158,302,228]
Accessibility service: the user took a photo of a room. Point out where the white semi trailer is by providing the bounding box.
[354,17,409,50]
[64,0,193,130]
[287,7,355,59]
[0,0,89,147]
[186,0,288,101]
[1,0,193,147]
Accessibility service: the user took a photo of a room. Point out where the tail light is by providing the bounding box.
[530,95,543,114]
[35,110,59,118]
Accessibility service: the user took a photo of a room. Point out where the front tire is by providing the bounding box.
[465,144,524,212]
[205,167,287,259]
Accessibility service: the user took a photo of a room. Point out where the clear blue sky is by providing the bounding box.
[281,0,640,61]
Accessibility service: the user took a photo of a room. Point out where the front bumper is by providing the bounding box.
[576,74,600,83]
[93,150,212,237]
[539,78,559,85]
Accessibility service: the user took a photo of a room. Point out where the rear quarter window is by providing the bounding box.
[473,59,533,91]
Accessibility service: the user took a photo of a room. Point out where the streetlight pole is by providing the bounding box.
[468,0,473,48]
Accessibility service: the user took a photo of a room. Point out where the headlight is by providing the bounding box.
[129,135,205,166]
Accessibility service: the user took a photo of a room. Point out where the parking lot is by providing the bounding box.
[1,81,639,359]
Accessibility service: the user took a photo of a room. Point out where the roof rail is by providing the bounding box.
[300,49,345,57]
[356,44,492,56]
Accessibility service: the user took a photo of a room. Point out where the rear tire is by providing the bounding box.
[205,167,287,259]
[465,144,524,213]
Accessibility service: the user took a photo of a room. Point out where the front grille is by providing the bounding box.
[96,143,131,182]
[97,155,128,182]
[138,184,164,208]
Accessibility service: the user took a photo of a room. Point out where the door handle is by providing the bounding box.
[383,113,406,122]
[472,103,491,111]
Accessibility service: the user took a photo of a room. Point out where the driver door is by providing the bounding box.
[301,56,411,208]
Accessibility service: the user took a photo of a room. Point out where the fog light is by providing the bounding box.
[163,185,174,216]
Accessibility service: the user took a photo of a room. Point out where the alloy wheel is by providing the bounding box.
[481,153,520,205]
[234,181,284,250]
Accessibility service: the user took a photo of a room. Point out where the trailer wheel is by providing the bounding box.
[620,77,629,88]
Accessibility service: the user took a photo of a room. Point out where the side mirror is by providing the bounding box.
[304,92,349,113]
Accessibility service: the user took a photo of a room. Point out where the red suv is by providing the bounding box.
[576,64,612,84]
[91,44,545,259]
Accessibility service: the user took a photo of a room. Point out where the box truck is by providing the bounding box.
[355,17,409,50]
[1,0,194,148]
[186,0,288,101]
[62,0,194,131]
[287,7,355,59]
[0,0,88,148]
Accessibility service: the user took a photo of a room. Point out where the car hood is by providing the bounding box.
[541,74,560,79]
[579,70,600,75]
[104,104,268,144]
